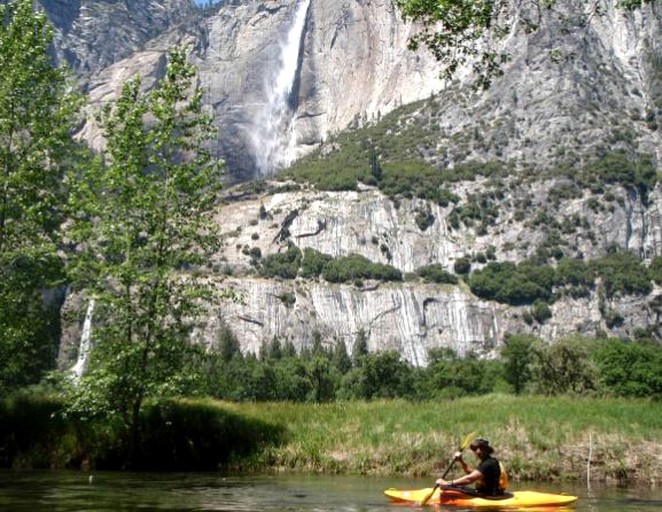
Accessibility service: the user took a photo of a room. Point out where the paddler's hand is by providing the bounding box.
[435,478,451,486]
[453,451,463,461]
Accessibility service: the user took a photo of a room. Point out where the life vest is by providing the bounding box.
[476,457,507,496]
[499,461,509,491]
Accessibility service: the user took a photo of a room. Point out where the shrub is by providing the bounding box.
[414,208,436,231]
[453,256,472,275]
[532,300,552,323]
[300,247,334,278]
[259,245,302,279]
[322,253,402,283]
[417,264,458,284]
[591,250,651,298]
[469,261,554,305]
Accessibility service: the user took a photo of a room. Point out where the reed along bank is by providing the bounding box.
[1,394,660,485]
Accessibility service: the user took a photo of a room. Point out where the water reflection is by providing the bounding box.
[0,471,661,511]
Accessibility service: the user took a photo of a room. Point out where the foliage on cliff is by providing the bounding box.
[394,0,656,89]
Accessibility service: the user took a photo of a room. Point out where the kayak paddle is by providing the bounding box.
[419,431,477,506]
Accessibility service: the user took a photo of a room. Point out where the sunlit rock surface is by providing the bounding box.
[43,0,662,365]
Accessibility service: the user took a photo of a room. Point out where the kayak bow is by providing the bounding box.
[384,487,578,508]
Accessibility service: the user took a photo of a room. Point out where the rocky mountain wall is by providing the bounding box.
[194,273,660,365]
[186,0,447,178]
[43,0,662,366]
[34,1,662,176]
[60,178,662,367]
[179,179,662,365]
[41,0,196,74]
[55,0,444,178]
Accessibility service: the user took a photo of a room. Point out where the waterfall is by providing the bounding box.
[71,298,95,384]
[252,0,311,176]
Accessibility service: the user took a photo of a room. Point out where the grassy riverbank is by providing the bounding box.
[225,394,662,484]
[2,394,661,484]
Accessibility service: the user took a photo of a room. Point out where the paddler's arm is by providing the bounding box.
[455,452,474,474]
[436,469,482,487]
[436,454,482,487]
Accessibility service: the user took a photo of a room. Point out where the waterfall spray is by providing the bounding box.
[252,0,311,175]
[71,298,95,384]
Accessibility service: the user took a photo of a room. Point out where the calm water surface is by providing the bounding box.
[0,471,661,512]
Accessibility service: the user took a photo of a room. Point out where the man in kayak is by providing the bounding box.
[435,437,505,497]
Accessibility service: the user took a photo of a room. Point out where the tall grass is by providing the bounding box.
[2,393,660,484]
[0,392,74,469]
[0,395,286,471]
[228,395,662,484]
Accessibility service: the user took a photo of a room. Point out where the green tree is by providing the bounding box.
[274,357,311,401]
[267,337,283,360]
[469,261,553,305]
[352,329,370,366]
[217,323,242,363]
[340,350,414,400]
[259,244,302,279]
[309,330,330,358]
[649,255,662,285]
[531,299,552,324]
[199,351,249,400]
[417,263,459,284]
[282,339,298,358]
[0,253,65,393]
[555,257,593,287]
[307,356,337,403]
[369,145,382,181]
[453,255,472,275]
[501,334,535,394]
[594,338,662,398]
[0,0,80,393]
[322,253,402,283]
[394,0,506,88]
[419,348,497,398]
[531,337,598,395]
[300,247,333,278]
[67,46,222,462]
[332,339,352,374]
[250,362,279,401]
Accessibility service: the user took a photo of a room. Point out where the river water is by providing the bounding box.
[0,471,661,511]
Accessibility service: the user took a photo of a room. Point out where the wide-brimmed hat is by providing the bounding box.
[470,438,494,454]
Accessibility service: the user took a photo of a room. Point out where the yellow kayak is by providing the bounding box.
[384,487,579,508]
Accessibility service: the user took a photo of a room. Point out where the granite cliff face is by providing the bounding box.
[38,0,662,174]
[45,0,662,365]
[194,179,662,365]
[52,0,444,178]
[40,0,196,74]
